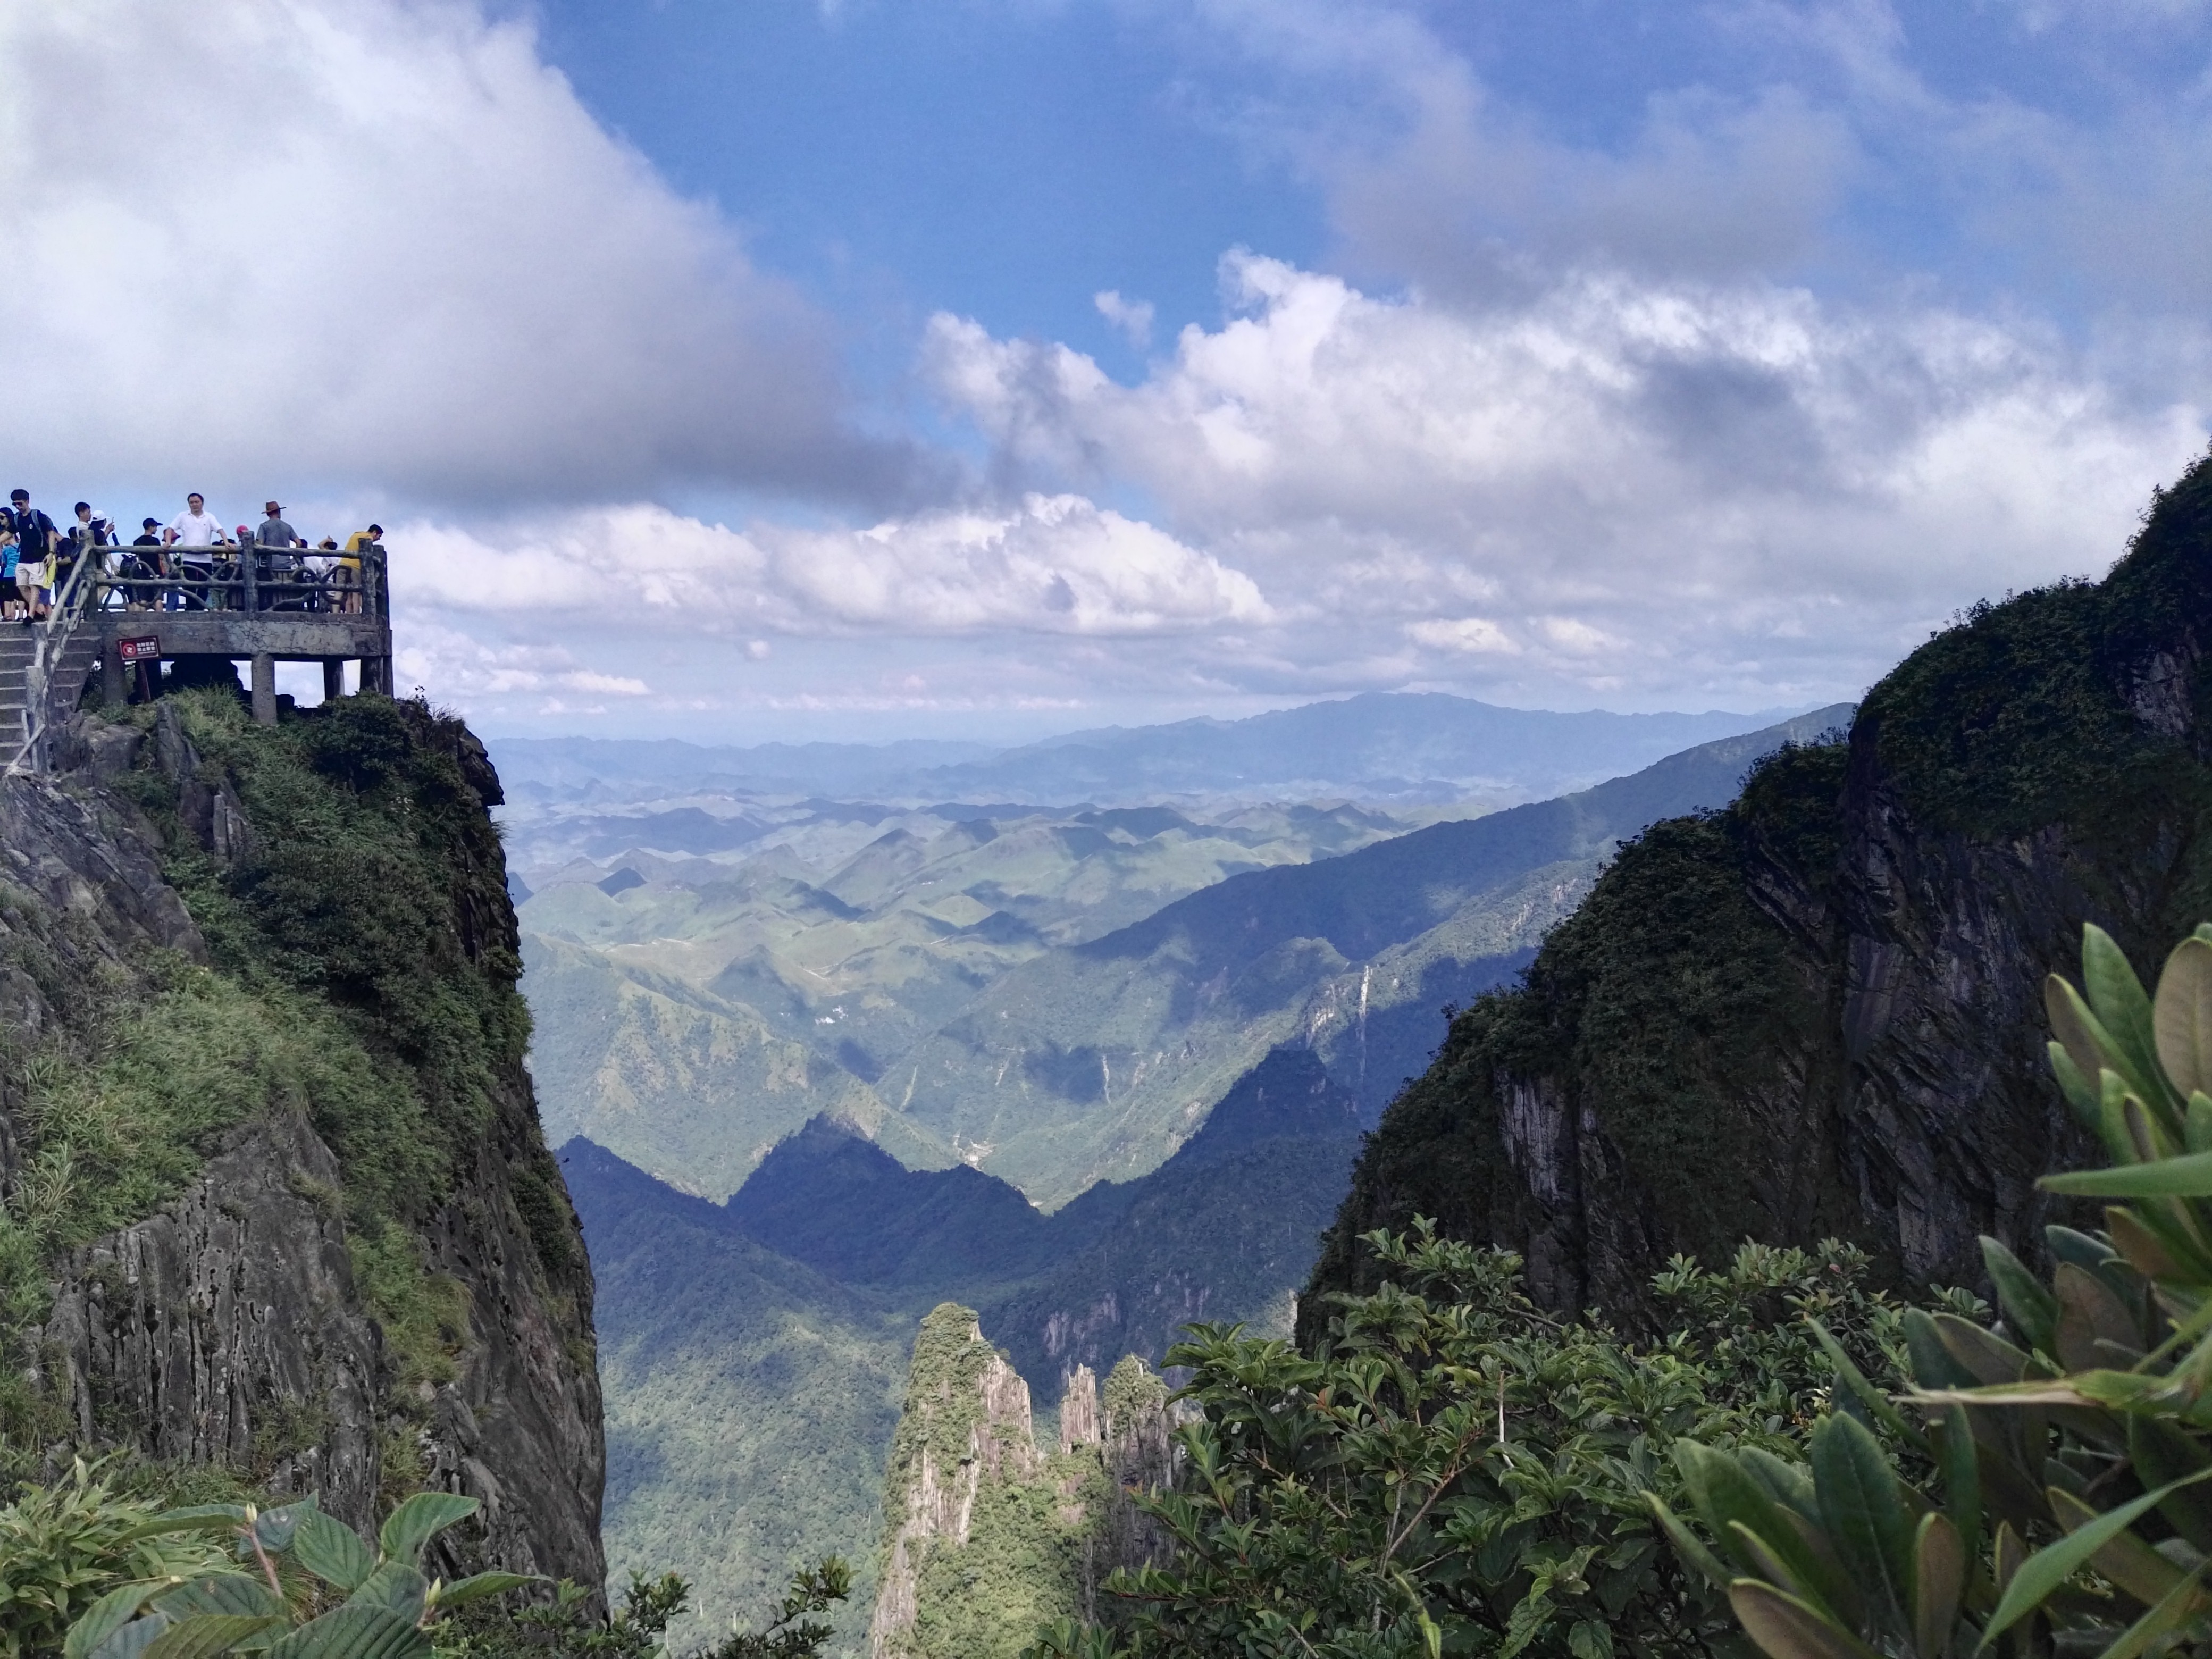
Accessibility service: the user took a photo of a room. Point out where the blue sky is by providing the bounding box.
[3,1,2207,739]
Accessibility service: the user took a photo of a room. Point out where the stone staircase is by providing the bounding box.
[0,594,102,775]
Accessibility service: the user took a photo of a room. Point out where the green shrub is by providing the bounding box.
[0,1457,232,1659]
[1029,1224,1953,1658]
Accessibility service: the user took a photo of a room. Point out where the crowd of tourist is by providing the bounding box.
[0,489,386,623]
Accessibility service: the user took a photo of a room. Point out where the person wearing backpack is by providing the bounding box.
[7,490,56,620]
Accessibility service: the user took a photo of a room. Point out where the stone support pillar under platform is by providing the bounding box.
[323,659,344,702]
[251,653,276,725]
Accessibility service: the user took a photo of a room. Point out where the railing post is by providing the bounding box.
[241,544,255,614]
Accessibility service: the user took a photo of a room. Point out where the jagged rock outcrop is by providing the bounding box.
[1305,453,2212,1329]
[1058,1364,1100,1454]
[868,1309,1177,1659]
[1,699,605,1588]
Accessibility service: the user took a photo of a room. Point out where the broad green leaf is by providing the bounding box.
[152,1580,283,1622]
[1567,1620,1613,1659]
[2048,1487,2198,1611]
[1739,1449,1819,1522]
[1809,1414,1914,1633]
[2098,1559,2212,1659]
[1673,1443,1834,1601]
[1937,1406,1980,1570]
[2052,1261,2142,1370]
[340,1564,426,1627]
[2041,1152,2212,1198]
[1730,1522,1818,1604]
[291,1514,375,1594]
[2043,1225,2117,1273]
[1930,1313,2028,1385]
[264,1605,431,1659]
[92,1616,174,1659]
[1810,1320,1925,1451]
[2048,1043,2099,1129]
[1727,1582,1882,1659]
[250,1504,315,1557]
[1646,1496,1733,1591]
[1902,1310,1974,1390]
[143,1615,283,1659]
[374,1494,477,1568]
[2046,975,2109,1100]
[67,1583,166,1659]
[2106,1206,2182,1279]
[2154,937,2212,1100]
[1911,1513,1964,1659]
[1979,1238,2057,1356]
[121,1508,248,1543]
[2082,925,2168,1113]
[2191,1092,2212,1155]
[1980,1467,2212,1646]
[2129,1414,2212,1553]
[426,1573,537,1610]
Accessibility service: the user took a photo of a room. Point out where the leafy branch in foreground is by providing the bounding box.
[1029,1223,1941,1659]
[60,1488,527,1659]
[1653,923,2212,1659]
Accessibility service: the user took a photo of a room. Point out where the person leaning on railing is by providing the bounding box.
[66,502,115,611]
[337,523,381,615]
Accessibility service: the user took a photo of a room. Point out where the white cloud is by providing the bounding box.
[1095,290,1157,348]
[923,250,2204,702]
[395,622,652,701]
[391,494,1268,637]
[0,0,906,505]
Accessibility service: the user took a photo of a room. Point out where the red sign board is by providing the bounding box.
[118,636,161,664]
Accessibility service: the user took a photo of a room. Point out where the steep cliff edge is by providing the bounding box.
[0,691,602,1587]
[1307,453,2212,1328]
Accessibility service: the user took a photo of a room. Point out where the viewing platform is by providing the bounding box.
[0,548,396,773]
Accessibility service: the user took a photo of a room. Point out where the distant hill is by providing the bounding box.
[891,703,1855,1206]
[489,692,1800,807]
[911,692,1806,803]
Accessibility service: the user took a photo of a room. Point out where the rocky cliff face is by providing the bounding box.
[0,697,604,1588]
[1306,454,2212,1328]
[868,1306,1175,1659]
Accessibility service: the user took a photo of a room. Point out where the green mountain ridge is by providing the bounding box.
[1304,451,2212,1329]
[891,703,1854,1207]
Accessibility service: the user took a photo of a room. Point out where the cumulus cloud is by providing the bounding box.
[0,0,910,505]
[391,494,1267,637]
[922,250,2203,701]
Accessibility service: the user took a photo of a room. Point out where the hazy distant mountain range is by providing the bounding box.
[489,691,1808,808]
[517,702,1851,1206]
[545,700,1854,1650]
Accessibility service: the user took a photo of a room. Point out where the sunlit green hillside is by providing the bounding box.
[520,800,1407,1195]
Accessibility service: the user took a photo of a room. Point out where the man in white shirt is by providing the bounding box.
[164,493,225,610]
[165,493,224,549]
